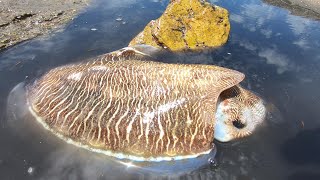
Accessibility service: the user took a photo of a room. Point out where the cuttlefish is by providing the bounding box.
[24,47,266,162]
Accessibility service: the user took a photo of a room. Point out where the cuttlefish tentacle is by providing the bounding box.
[26,47,245,161]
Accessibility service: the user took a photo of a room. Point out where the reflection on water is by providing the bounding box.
[1,0,320,179]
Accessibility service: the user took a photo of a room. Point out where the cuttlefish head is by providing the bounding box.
[214,86,266,142]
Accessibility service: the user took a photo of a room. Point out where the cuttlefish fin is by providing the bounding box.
[106,46,159,62]
[208,66,245,94]
[129,44,162,57]
[188,67,245,150]
[193,66,245,125]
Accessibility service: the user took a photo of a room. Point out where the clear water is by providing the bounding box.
[1,0,320,179]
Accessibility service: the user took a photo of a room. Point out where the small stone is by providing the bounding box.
[57,11,64,16]
[27,167,34,175]
[1,38,10,43]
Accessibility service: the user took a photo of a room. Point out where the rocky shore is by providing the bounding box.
[0,0,90,50]
[264,0,320,20]
[289,0,320,14]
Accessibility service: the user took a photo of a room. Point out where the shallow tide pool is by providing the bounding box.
[1,0,320,179]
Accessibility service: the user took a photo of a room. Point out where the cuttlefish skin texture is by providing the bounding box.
[215,86,266,142]
[26,48,244,161]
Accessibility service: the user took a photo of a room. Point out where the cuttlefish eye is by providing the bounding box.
[214,86,266,142]
[232,118,246,129]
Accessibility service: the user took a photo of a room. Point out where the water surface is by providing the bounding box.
[1,0,320,179]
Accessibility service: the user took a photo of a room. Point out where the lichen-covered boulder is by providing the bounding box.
[129,0,230,51]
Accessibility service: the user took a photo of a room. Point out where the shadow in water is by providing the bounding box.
[282,128,320,180]
[282,128,320,165]
[288,172,320,180]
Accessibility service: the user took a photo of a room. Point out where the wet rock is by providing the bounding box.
[129,0,230,51]
[263,0,320,20]
[0,0,90,50]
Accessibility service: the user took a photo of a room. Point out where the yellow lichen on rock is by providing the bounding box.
[129,0,230,51]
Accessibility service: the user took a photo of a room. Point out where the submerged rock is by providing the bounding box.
[129,0,230,51]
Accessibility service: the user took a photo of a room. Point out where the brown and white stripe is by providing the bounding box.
[26,48,244,161]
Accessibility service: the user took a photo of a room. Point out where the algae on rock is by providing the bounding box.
[129,0,230,51]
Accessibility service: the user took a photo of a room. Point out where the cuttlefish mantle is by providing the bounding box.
[24,47,265,162]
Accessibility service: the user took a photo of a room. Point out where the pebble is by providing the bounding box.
[27,167,34,175]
